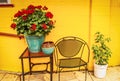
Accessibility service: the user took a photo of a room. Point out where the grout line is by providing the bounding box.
[15,75,20,81]
[0,70,21,81]
[0,73,7,81]
[88,71,94,81]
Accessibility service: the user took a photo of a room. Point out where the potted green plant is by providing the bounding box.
[92,32,112,78]
[10,4,56,53]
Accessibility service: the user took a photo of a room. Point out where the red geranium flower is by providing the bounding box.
[49,20,54,25]
[42,23,47,30]
[22,15,27,20]
[35,5,42,9]
[21,9,28,15]
[26,9,35,15]
[45,12,53,19]
[27,5,35,9]
[11,23,16,29]
[42,6,48,10]
[14,11,23,17]
[31,24,36,31]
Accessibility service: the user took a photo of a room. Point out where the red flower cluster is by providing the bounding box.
[11,5,54,29]
[14,5,53,18]
[14,9,35,18]
[10,4,55,36]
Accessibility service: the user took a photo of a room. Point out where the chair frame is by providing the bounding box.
[54,36,90,81]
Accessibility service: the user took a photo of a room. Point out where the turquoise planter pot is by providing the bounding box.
[42,47,55,55]
[41,41,55,55]
[25,35,45,53]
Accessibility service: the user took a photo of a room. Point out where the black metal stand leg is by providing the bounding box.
[28,52,32,75]
[50,55,53,81]
[21,58,25,81]
[19,75,21,81]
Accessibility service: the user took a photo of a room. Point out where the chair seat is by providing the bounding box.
[59,58,87,68]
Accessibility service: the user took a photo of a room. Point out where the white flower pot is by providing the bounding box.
[94,63,108,78]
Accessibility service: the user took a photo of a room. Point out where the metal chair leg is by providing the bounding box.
[85,65,87,81]
[87,71,94,81]
[58,68,60,81]
[85,64,94,81]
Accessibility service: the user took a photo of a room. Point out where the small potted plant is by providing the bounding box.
[10,4,56,53]
[92,32,112,78]
[42,41,55,55]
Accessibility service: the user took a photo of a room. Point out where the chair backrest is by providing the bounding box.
[54,36,90,66]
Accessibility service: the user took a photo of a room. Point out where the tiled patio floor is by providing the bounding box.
[0,66,120,81]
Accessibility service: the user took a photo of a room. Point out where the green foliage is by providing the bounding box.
[92,32,112,65]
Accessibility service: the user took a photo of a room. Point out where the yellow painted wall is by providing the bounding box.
[109,0,120,66]
[90,0,120,69]
[90,0,111,69]
[0,0,120,72]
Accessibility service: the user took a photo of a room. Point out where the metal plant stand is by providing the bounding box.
[19,47,53,81]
